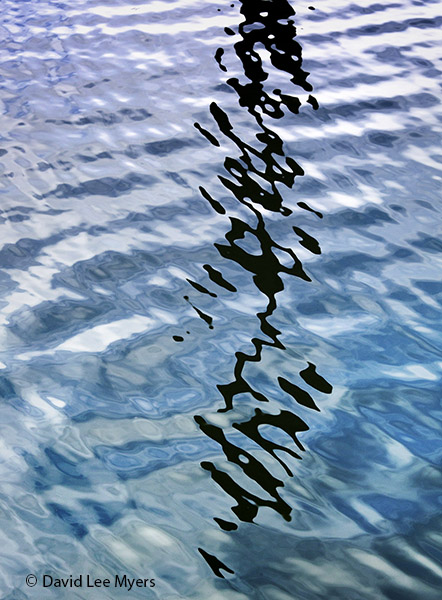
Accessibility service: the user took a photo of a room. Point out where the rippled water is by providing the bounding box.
[1,0,441,598]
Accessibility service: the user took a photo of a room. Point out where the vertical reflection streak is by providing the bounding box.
[190,0,333,576]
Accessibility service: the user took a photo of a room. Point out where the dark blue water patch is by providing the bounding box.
[368,132,400,148]
[143,137,200,157]
[46,108,152,127]
[310,411,379,471]
[9,297,118,345]
[7,213,29,222]
[414,280,442,297]
[37,172,159,200]
[356,396,442,464]
[7,493,88,543]
[348,3,403,16]
[0,377,42,415]
[331,497,382,535]
[327,207,396,228]
[19,447,91,492]
[323,15,442,41]
[331,98,402,118]
[46,503,88,539]
[54,248,162,291]
[388,289,441,321]
[322,251,388,276]
[44,447,88,481]
[76,151,113,163]
[365,494,422,526]
[45,363,214,422]
[95,436,218,480]
[410,234,442,254]
[0,238,51,269]
[417,520,442,568]
[78,499,130,527]
[380,533,442,589]
[334,74,390,89]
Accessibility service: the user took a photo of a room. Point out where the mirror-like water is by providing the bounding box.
[0,0,441,598]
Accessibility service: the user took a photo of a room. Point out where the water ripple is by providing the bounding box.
[0,0,441,598]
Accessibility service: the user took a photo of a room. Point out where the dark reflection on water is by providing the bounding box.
[187,0,333,576]
[0,0,441,595]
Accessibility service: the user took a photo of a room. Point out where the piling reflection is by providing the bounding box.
[189,0,332,575]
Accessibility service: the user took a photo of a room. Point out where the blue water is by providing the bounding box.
[0,0,441,598]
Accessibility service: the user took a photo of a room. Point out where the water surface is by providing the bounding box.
[0,0,441,598]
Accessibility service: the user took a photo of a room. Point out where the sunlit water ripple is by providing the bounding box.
[0,0,441,598]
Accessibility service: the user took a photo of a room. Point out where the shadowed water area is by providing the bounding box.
[0,0,441,599]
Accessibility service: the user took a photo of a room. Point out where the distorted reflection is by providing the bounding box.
[186,0,333,575]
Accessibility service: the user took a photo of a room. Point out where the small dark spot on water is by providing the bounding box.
[214,517,238,531]
[198,548,234,578]
[186,331,190,335]
[8,214,30,223]
[307,94,319,110]
[308,5,315,9]
[279,92,301,114]
[186,278,217,298]
[299,362,333,394]
[199,185,225,215]
[203,264,237,292]
[368,132,398,148]
[297,202,323,218]
[224,27,235,35]
[416,200,436,212]
[215,48,227,73]
[193,304,213,328]
[194,122,220,147]
[293,226,321,254]
[278,376,319,411]
[173,336,184,342]
[390,204,407,214]
[184,295,214,329]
